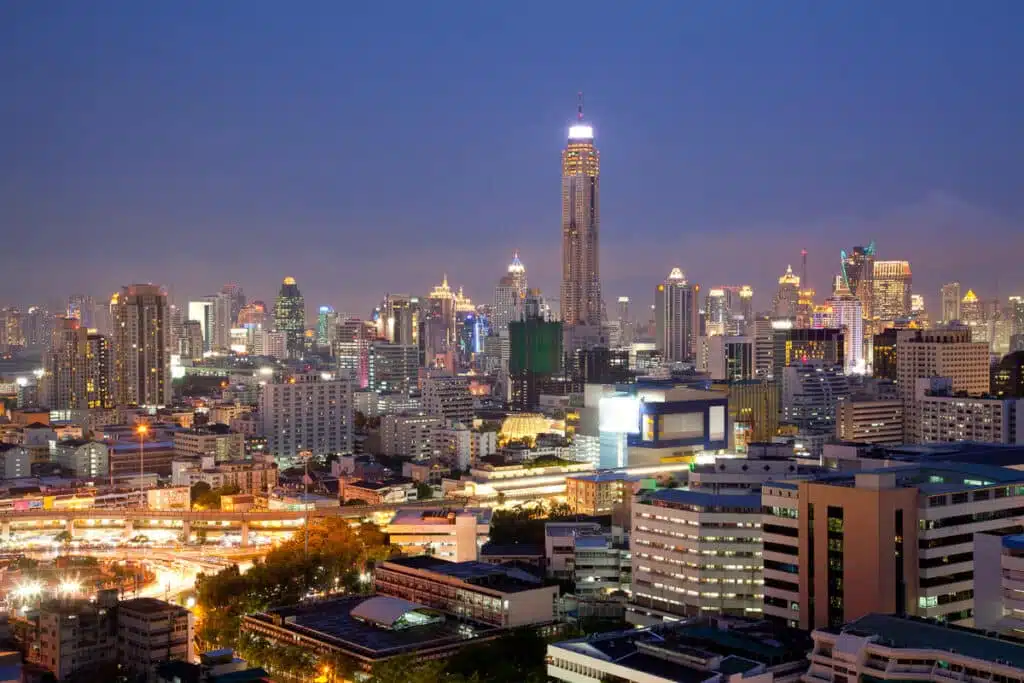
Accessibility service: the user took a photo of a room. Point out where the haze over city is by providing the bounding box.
[4,1,1024,315]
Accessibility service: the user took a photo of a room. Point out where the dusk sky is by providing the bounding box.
[3,1,1024,318]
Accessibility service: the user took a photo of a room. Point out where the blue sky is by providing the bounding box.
[3,1,1023,317]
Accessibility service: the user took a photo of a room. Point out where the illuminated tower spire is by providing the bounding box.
[561,95,601,326]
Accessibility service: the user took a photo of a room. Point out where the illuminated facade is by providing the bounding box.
[704,288,729,336]
[561,101,601,326]
[273,276,305,359]
[772,265,801,319]
[655,268,699,362]
[825,285,865,373]
[873,260,913,326]
[492,252,528,333]
[316,305,337,348]
[382,293,419,346]
[841,242,876,322]
[110,284,171,408]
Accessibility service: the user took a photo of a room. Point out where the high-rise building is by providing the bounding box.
[219,282,246,325]
[737,286,754,327]
[167,303,183,359]
[423,274,457,363]
[896,328,990,442]
[825,285,864,373]
[773,265,801,320]
[655,268,699,362]
[237,300,267,328]
[697,336,753,381]
[316,305,338,349]
[22,306,54,351]
[782,363,851,436]
[85,332,112,409]
[841,242,876,322]
[704,288,729,337]
[110,284,171,408]
[367,342,419,394]
[873,260,913,326]
[1010,296,1024,338]
[47,318,88,410]
[273,277,305,359]
[117,598,193,682]
[561,98,601,327]
[181,320,204,361]
[259,372,352,465]
[836,395,904,445]
[872,328,898,380]
[0,307,24,353]
[421,375,474,424]
[492,252,528,333]
[382,293,419,347]
[770,325,845,381]
[187,299,214,352]
[509,316,564,411]
[917,378,1023,444]
[335,318,376,388]
[940,282,962,323]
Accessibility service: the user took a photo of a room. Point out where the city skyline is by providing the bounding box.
[3,3,1024,316]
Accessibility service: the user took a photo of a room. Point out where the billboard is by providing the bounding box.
[599,396,641,434]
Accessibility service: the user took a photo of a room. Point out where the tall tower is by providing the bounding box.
[940,282,962,324]
[655,268,699,362]
[841,242,876,323]
[493,252,528,333]
[872,260,913,326]
[274,277,306,359]
[561,94,601,326]
[110,284,170,408]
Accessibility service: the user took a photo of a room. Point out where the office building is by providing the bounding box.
[375,556,558,628]
[548,618,810,683]
[273,276,305,359]
[836,396,904,445]
[0,443,33,479]
[711,379,780,448]
[655,268,699,362]
[994,351,1024,398]
[773,265,801,320]
[434,423,497,470]
[384,508,493,562]
[841,242,876,322]
[117,598,193,682]
[961,289,985,340]
[381,293,419,347]
[704,288,730,337]
[872,328,898,381]
[873,260,913,326]
[259,372,352,464]
[761,464,1024,629]
[46,318,88,410]
[335,318,376,388]
[492,252,528,333]
[806,614,1024,683]
[565,471,637,516]
[698,335,753,381]
[941,282,962,324]
[781,363,850,455]
[629,488,763,623]
[561,99,602,327]
[110,284,171,408]
[380,414,443,458]
[180,320,203,361]
[171,456,279,493]
[172,424,245,462]
[825,285,864,373]
[771,325,845,382]
[53,439,109,478]
[917,378,1024,444]
[367,342,419,394]
[896,328,990,442]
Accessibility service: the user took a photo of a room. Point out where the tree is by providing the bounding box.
[190,482,212,508]
[415,482,433,500]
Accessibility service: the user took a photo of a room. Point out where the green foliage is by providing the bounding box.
[442,628,549,683]
[191,482,242,510]
[415,482,433,500]
[194,519,398,652]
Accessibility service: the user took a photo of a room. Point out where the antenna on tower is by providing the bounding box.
[801,249,808,288]
[577,92,584,121]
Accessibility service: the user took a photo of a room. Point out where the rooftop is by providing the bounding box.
[346,477,414,490]
[388,507,493,526]
[119,597,189,615]
[382,556,546,593]
[640,488,762,510]
[480,541,545,557]
[247,595,498,659]
[831,614,1024,668]
[552,617,811,683]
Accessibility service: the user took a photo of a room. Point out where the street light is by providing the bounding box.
[136,425,149,509]
[58,579,81,598]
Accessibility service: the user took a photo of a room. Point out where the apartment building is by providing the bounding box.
[565,472,638,516]
[53,439,109,478]
[20,592,119,680]
[379,413,443,458]
[117,598,192,682]
[374,556,558,628]
[762,463,1024,630]
[259,372,353,465]
[896,328,989,443]
[917,379,1024,444]
[836,396,905,445]
[629,488,763,625]
[421,375,474,424]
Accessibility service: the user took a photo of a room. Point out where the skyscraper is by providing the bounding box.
[872,260,912,326]
[492,252,528,333]
[841,242,876,322]
[655,268,699,362]
[704,288,729,337]
[47,318,88,410]
[316,305,338,349]
[825,284,865,374]
[561,96,601,326]
[187,299,214,352]
[772,265,801,319]
[110,284,170,408]
[382,293,419,347]
[940,282,962,323]
[274,277,305,359]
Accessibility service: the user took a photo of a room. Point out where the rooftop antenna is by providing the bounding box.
[577,92,584,121]
[801,249,808,288]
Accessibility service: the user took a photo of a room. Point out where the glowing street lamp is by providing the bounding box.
[58,579,81,597]
[136,424,149,508]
